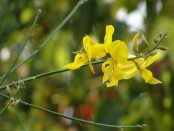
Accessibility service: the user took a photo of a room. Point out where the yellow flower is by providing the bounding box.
[102,60,138,87]
[64,24,162,87]
[136,52,162,84]
[64,35,106,73]
[64,25,114,73]
[102,40,137,87]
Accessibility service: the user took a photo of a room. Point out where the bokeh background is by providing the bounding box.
[0,0,174,131]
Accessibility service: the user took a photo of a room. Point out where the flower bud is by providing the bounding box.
[133,33,140,54]
[142,34,150,51]
[6,86,12,96]
[12,81,18,89]
[11,99,21,107]
[18,79,24,87]
[158,46,169,51]
[10,97,15,103]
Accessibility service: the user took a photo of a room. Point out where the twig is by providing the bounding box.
[0,101,12,115]
[0,93,146,129]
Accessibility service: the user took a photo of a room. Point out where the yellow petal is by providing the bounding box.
[118,61,139,79]
[134,57,145,65]
[140,68,162,84]
[113,63,124,80]
[140,68,152,83]
[106,79,118,87]
[83,35,93,62]
[143,52,161,67]
[64,53,88,69]
[107,69,121,87]
[104,25,114,50]
[107,40,128,63]
[92,44,106,58]
[102,60,113,82]
[102,60,124,87]
[102,60,112,73]
[148,77,162,84]
[83,35,106,60]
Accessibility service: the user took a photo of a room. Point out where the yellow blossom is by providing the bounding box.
[102,59,138,87]
[64,35,106,73]
[64,24,162,87]
[136,52,162,84]
[102,40,137,87]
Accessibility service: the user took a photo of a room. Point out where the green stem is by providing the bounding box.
[0,10,40,85]
[0,101,12,115]
[0,93,146,129]
[145,41,162,56]
[0,61,104,90]
[0,0,87,81]
[145,32,167,56]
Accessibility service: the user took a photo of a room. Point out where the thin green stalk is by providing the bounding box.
[0,0,87,81]
[0,93,146,129]
[0,101,12,115]
[0,10,41,85]
[0,61,104,90]
[145,32,168,56]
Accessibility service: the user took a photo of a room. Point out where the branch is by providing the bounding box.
[0,93,146,129]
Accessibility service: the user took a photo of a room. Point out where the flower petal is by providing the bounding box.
[102,59,112,73]
[104,25,114,52]
[113,63,124,80]
[106,79,118,87]
[118,61,139,79]
[92,44,106,58]
[64,53,88,69]
[83,35,106,60]
[106,65,123,87]
[102,60,113,82]
[107,40,129,63]
[140,68,162,84]
[143,52,161,67]
[83,35,93,62]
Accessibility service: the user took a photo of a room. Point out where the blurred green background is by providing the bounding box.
[0,0,174,131]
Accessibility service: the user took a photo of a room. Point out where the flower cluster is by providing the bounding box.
[64,25,162,87]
